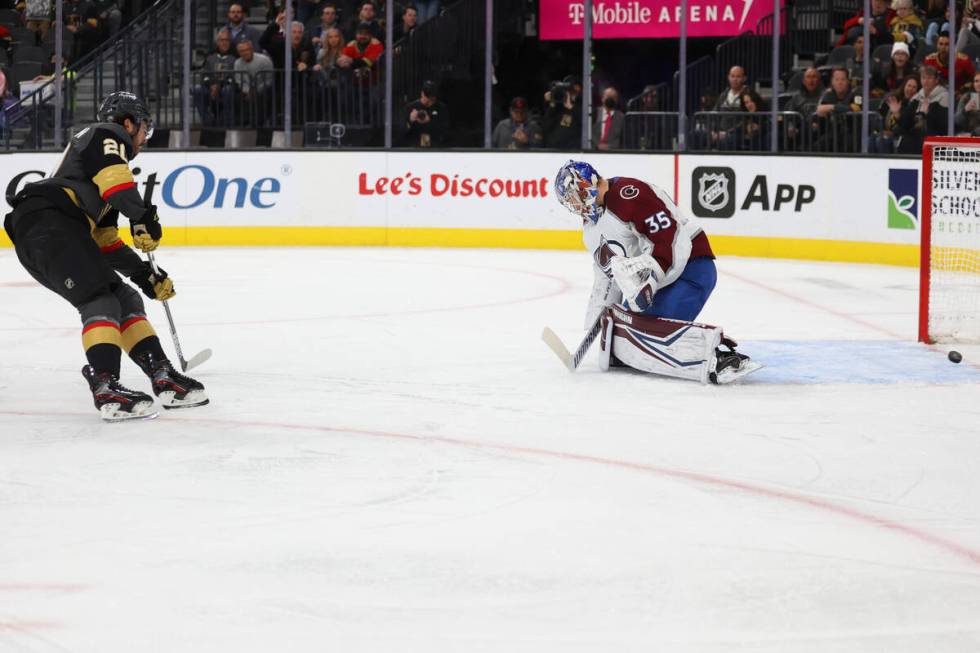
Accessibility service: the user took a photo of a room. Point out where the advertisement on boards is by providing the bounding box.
[680,155,921,247]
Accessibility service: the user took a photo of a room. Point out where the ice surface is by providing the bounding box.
[2,248,979,652]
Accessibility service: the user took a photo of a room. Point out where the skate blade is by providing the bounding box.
[99,401,159,422]
[159,390,210,409]
[712,361,764,385]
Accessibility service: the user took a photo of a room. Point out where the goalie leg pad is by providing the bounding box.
[606,307,722,384]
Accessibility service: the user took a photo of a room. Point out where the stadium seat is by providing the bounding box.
[0,9,20,26]
[13,45,46,64]
[915,43,935,65]
[872,44,893,66]
[826,45,856,67]
[787,70,804,92]
[9,61,44,93]
[8,26,36,48]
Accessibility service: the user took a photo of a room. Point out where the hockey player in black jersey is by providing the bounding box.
[3,91,208,421]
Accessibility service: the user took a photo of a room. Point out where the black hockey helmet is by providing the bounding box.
[97,91,154,138]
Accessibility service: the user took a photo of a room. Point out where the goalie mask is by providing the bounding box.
[555,159,603,224]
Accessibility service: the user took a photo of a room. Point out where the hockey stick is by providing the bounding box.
[146,251,212,372]
[541,314,603,372]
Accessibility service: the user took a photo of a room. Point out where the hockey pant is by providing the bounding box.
[10,206,164,377]
[599,307,722,384]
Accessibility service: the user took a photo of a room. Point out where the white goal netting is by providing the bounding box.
[924,142,980,343]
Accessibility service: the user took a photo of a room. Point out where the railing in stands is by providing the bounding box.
[1,0,177,150]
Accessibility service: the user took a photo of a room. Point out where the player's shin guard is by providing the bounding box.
[82,318,123,377]
[603,307,722,384]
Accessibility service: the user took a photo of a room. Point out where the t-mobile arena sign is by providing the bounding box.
[539,0,782,39]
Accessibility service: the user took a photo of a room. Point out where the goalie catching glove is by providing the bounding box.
[130,204,162,252]
[609,254,660,312]
[133,262,175,301]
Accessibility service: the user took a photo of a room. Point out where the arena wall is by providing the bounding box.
[0,151,921,266]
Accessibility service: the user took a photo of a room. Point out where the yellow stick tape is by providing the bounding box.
[0,228,918,267]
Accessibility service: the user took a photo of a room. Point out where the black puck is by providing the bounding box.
[949,350,963,364]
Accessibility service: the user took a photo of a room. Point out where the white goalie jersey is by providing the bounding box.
[583,176,714,326]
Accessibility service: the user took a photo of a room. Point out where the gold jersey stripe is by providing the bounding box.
[92,226,121,249]
[120,319,156,353]
[92,164,135,198]
[82,325,122,351]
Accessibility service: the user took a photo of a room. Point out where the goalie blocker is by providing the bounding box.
[598,307,762,384]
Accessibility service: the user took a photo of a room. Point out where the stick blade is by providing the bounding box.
[541,327,575,372]
[183,348,213,372]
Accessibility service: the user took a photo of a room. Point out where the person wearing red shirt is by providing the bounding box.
[839,0,896,46]
[342,21,384,81]
[925,32,976,91]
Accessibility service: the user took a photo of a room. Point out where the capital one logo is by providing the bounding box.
[691,166,736,218]
[887,168,918,230]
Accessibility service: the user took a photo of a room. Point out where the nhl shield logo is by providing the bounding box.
[698,174,729,212]
[691,166,736,218]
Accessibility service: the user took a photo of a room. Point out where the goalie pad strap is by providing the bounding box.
[605,307,721,384]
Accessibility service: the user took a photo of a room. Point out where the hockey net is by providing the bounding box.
[919,138,980,343]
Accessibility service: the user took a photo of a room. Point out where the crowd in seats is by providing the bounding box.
[602,0,980,153]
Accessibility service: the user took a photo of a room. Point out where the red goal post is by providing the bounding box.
[919,136,980,344]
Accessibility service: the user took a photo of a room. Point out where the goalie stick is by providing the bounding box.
[146,251,213,372]
[541,313,604,372]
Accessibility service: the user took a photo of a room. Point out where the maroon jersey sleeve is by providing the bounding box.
[603,177,680,276]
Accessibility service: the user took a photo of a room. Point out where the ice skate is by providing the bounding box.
[82,365,158,422]
[709,340,763,385]
[135,351,209,409]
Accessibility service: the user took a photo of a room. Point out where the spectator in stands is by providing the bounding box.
[815,68,863,151]
[736,89,768,151]
[955,70,980,132]
[543,79,581,149]
[401,79,449,147]
[315,27,346,71]
[193,29,238,127]
[394,4,418,42]
[925,32,975,90]
[896,64,949,152]
[261,13,317,71]
[874,74,920,151]
[891,0,926,53]
[702,65,748,149]
[848,34,871,86]
[346,2,383,41]
[627,85,660,112]
[68,6,107,62]
[875,41,919,93]
[233,39,274,125]
[226,3,262,50]
[592,86,625,150]
[414,0,440,23]
[957,0,980,50]
[309,4,342,54]
[787,67,825,127]
[839,0,896,47]
[925,0,951,47]
[94,1,123,36]
[342,21,383,81]
[491,96,542,149]
[296,0,321,25]
[25,0,51,41]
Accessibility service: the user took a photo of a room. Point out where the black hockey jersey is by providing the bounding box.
[6,122,146,235]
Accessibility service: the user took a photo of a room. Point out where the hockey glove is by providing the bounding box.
[131,204,162,252]
[133,263,175,301]
[609,255,658,312]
